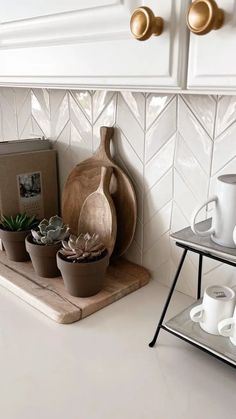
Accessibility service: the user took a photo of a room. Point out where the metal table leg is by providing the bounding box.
[197,253,203,299]
[149,248,188,347]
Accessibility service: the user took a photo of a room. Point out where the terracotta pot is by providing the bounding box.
[56,251,109,297]
[25,234,61,278]
[0,229,30,262]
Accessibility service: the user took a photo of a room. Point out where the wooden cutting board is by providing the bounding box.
[62,126,137,258]
[78,166,117,256]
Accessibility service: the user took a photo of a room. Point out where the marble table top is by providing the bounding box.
[171,219,236,262]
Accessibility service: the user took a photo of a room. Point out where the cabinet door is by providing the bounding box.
[187,0,236,90]
[0,0,189,89]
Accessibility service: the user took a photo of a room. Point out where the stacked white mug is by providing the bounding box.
[190,285,236,337]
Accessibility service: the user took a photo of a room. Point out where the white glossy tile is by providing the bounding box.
[144,169,173,224]
[170,201,189,236]
[53,122,71,193]
[54,120,93,194]
[31,89,50,138]
[117,93,144,161]
[50,90,69,139]
[50,89,67,117]
[212,121,236,175]
[216,95,236,137]
[93,90,115,123]
[20,119,33,140]
[31,117,45,138]
[120,91,145,129]
[145,135,175,192]
[113,128,143,192]
[175,134,209,203]
[143,201,172,252]
[143,231,171,273]
[15,89,32,139]
[173,169,200,223]
[183,94,216,138]
[146,93,174,130]
[151,259,172,288]
[178,97,212,175]
[93,95,116,151]
[145,97,176,163]
[69,93,92,147]
[69,121,93,165]
[114,153,144,223]
[71,90,92,122]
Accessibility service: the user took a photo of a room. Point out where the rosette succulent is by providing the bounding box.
[60,233,106,262]
[31,215,70,245]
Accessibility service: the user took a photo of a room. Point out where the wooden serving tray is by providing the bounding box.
[0,252,150,324]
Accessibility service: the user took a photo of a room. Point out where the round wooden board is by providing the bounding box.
[62,127,137,258]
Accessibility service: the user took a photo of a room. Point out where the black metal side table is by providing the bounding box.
[149,219,236,369]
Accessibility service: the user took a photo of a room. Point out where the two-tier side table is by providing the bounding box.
[149,219,236,369]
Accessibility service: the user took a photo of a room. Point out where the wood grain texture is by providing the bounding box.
[0,251,150,324]
[62,126,137,258]
[78,166,117,256]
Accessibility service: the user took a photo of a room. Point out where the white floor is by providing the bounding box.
[0,279,235,419]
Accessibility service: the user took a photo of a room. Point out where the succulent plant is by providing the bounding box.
[60,233,106,262]
[31,215,70,245]
[0,213,38,232]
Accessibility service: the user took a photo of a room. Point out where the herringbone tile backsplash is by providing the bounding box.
[1,87,236,297]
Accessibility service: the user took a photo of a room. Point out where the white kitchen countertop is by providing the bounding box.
[0,279,235,419]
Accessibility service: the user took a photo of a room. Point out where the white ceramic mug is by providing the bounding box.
[191,174,236,248]
[218,307,236,346]
[190,285,235,335]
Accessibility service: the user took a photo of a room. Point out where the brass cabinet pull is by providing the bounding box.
[130,6,164,41]
[187,0,224,35]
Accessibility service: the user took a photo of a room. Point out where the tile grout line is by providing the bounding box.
[206,94,218,207]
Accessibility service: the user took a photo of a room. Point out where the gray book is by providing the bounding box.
[0,138,51,154]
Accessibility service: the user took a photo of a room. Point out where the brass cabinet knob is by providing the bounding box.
[130,6,164,41]
[187,0,224,35]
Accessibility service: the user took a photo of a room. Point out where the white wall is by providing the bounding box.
[0,88,236,297]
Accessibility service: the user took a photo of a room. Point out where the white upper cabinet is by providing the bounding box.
[187,0,236,90]
[0,0,189,89]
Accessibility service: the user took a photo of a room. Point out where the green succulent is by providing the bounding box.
[0,213,38,232]
[60,233,106,262]
[31,215,70,245]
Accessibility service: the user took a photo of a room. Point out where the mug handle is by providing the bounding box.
[190,304,204,323]
[233,226,236,245]
[218,318,235,337]
[191,195,217,237]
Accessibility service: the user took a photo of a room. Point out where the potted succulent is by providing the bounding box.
[57,233,109,297]
[0,213,38,262]
[26,215,70,278]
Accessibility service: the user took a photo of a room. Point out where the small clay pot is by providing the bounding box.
[25,234,62,278]
[56,251,109,297]
[0,229,30,262]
